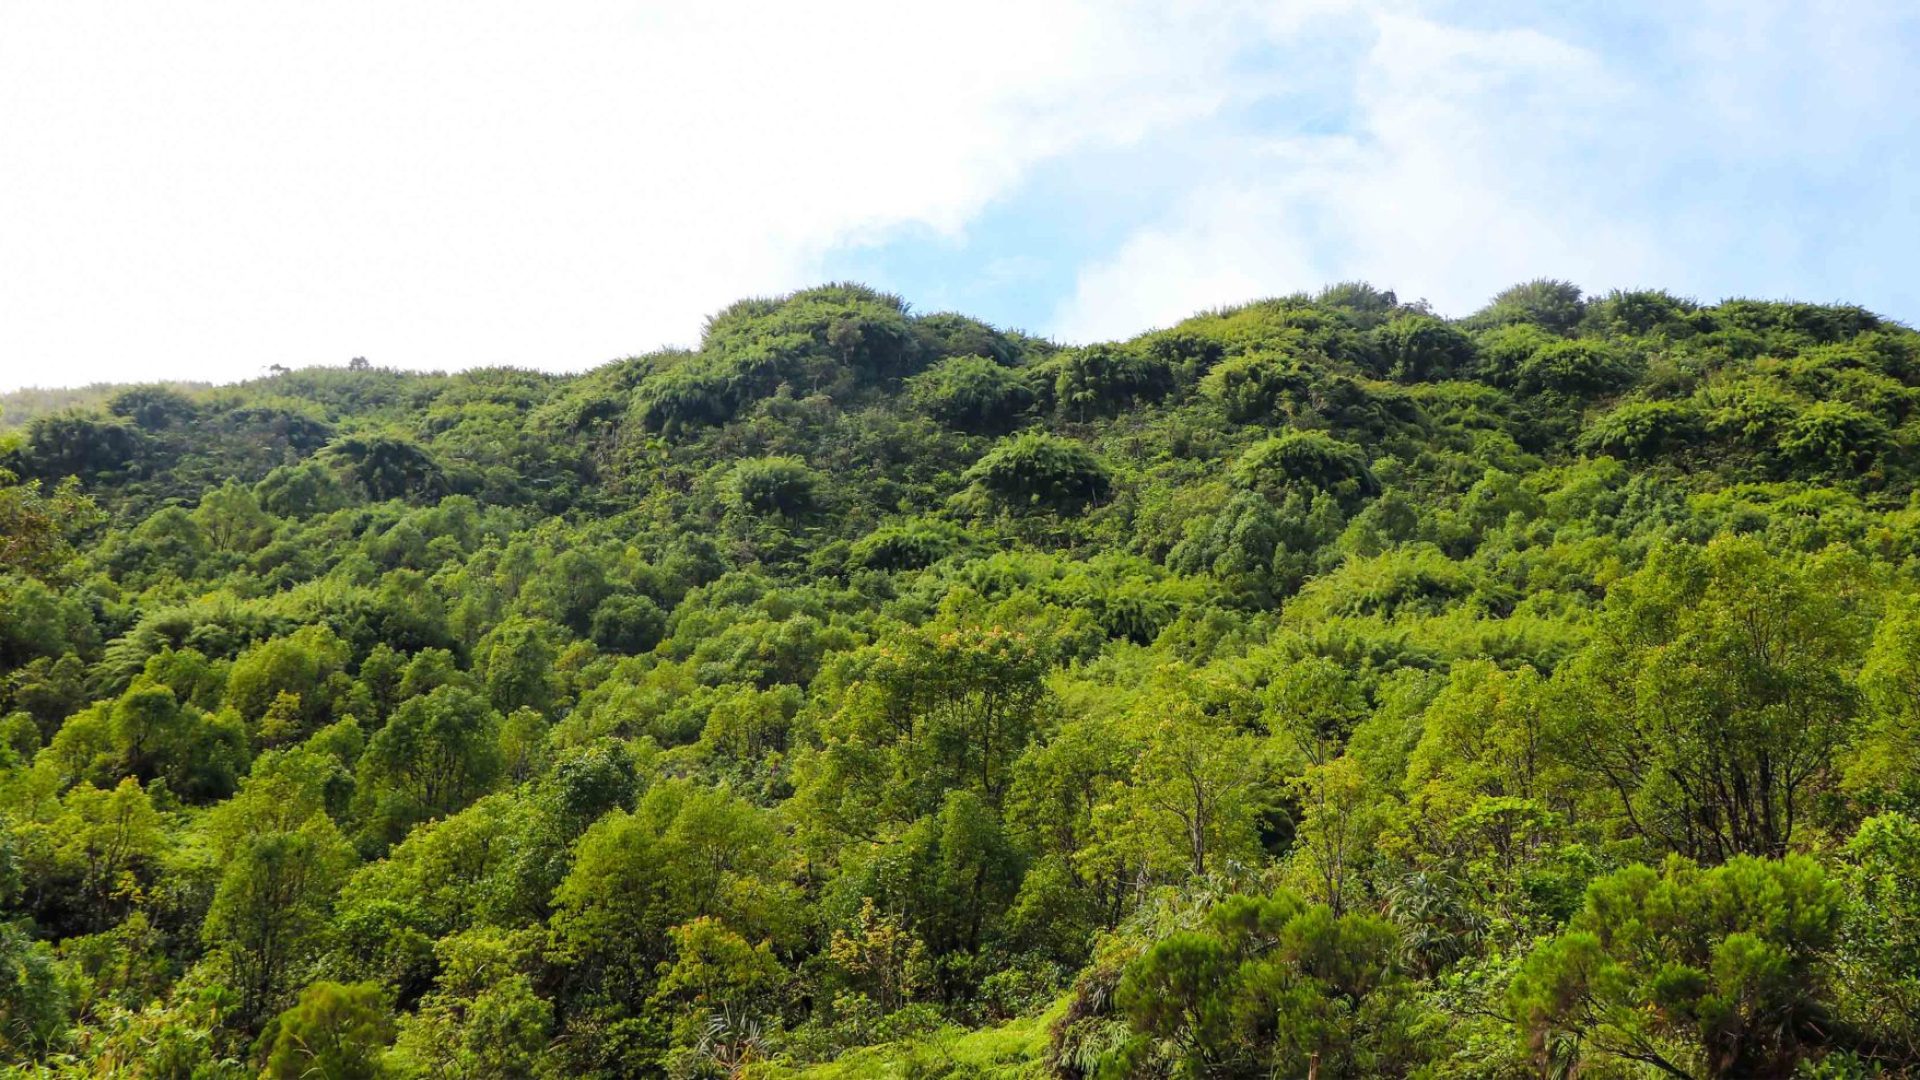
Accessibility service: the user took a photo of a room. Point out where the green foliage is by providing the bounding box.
[1106,889,1428,1078]
[1580,398,1707,460]
[1228,431,1378,503]
[21,411,143,483]
[848,518,969,572]
[0,923,68,1060]
[1510,854,1845,1078]
[0,469,103,581]
[962,432,1111,515]
[728,456,824,518]
[5,282,1920,1076]
[354,685,504,845]
[1552,537,1866,861]
[325,432,448,503]
[907,356,1035,435]
[1471,278,1587,335]
[203,815,358,1025]
[264,980,395,1079]
[1033,343,1173,419]
[1376,315,1476,382]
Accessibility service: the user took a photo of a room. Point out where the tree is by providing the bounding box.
[912,312,1021,366]
[104,678,246,800]
[203,816,357,1027]
[827,896,929,1013]
[847,519,968,572]
[355,685,504,844]
[1509,854,1846,1078]
[961,433,1111,516]
[1778,400,1889,476]
[1471,278,1587,335]
[1034,343,1172,419]
[1376,315,1475,382]
[389,929,552,1080]
[0,923,68,1061]
[652,916,785,1072]
[1118,671,1262,881]
[49,778,166,933]
[1510,339,1641,398]
[546,809,681,1011]
[1579,399,1706,460]
[1833,813,1920,1062]
[1400,662,1561,881]
[255,460,351,517]
[1288,756,1371,917]
[474,616,562,715]
[1109,890,1427,1078]
[325,433,447,502]
[906,355,1034,434]
[22,411,141,482]
[0,468,102,581]
[1228,432,1378,504]
[1551,538,1867,861]
[223,624,351,738]
[264,981,395,1079]
[726,456,822,518]
[798,619,1053,839]
[852,789,1023,997]
[1846,601,1920,810]
[193,480,276,552]
[107,384,199,430]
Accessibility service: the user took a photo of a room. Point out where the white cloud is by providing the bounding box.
[1052,1,1920,342]
[6,2,1913,388]
[0,0,1279,388]
[1052,8,1664,339]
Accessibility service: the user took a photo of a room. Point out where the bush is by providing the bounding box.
[1203,352,1311,424]
[963,433,1112,515]
[264,981,394,1080]
[912,313,1020,366]
[1470,278,1586,334]
[1778,401,1889,476]
[1228,432,1377,501]
[1513,340,1641,398]
[589,594,667,654]
[1034,344,1173,419]
[1586,288,1698,337]
[1579,400,1706,460]
[849,520,968,571]
[634,364,737,434]
[1375,316,1475,382]
[726,456,823,518]
[907,356,1035,435]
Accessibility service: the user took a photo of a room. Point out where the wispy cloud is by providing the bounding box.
[2,1,1915,388]
[1052,1,1920,340]
[0,1,1279,386]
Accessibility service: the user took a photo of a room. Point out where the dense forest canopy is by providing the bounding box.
[2,280,1919,1077]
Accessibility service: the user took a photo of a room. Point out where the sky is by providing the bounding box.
[3,0,1918,391]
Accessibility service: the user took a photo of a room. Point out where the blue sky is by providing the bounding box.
[820,1,1920,340]
[3,1,1917,388]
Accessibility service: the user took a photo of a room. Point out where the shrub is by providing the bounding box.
[1375,316,1475,382]
[726,456,823,518]
[1228,432,1377,501]
[963,433,1112,515]
[1034,344,1173,419]
[907,356,1035,434]
[1579,400,1706,460]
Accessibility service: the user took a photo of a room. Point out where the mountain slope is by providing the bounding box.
[1,280,1917,1077]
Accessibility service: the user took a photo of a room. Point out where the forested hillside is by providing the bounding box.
[3,280,1919,1078]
